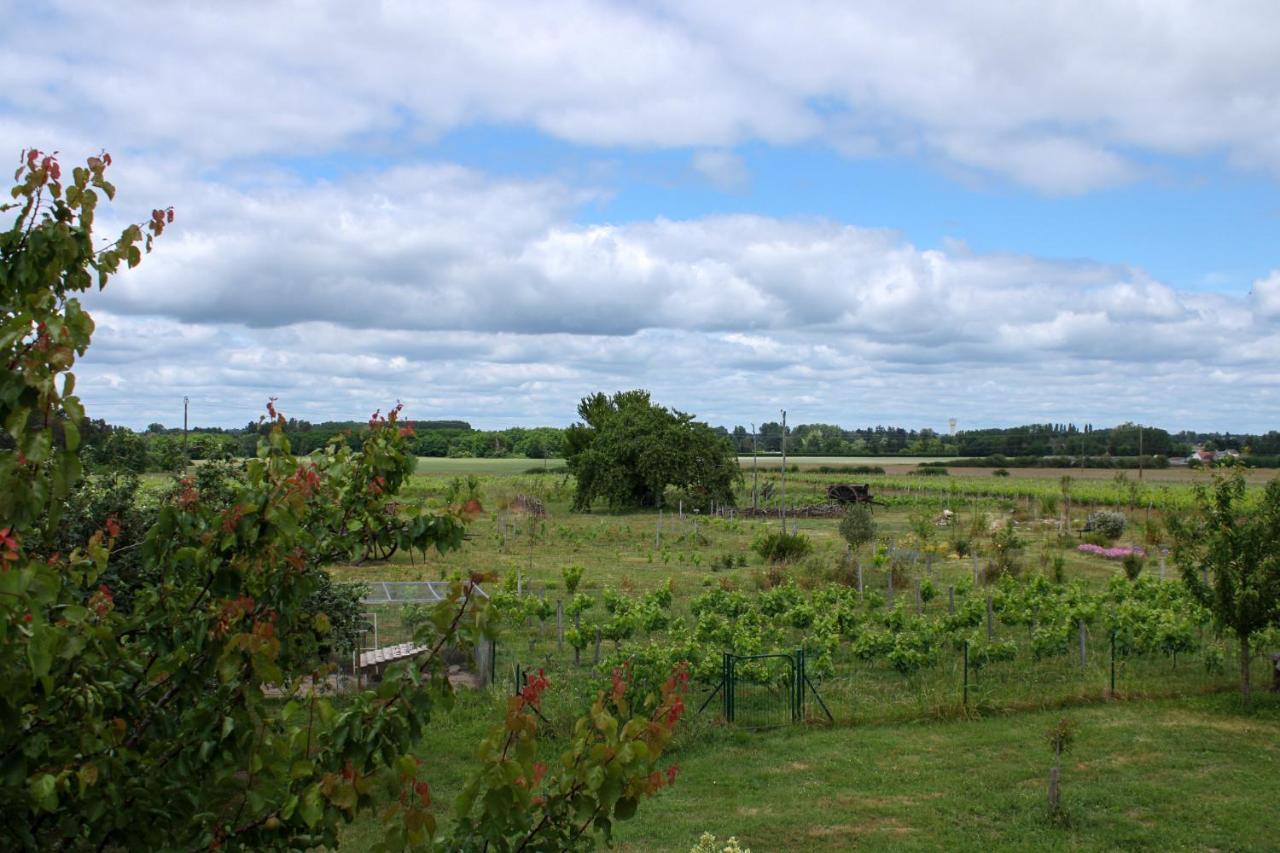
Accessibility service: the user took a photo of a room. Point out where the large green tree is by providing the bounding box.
[1168,472,1280,702]
[1,152,686,850]
[564,390,740,511]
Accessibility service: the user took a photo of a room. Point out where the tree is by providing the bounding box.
[564,390,741,511]
[838,504,876,554]
[1,152,686,849]
[1168,472,1280,702]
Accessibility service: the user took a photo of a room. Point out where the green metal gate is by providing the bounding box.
[702,649,832,727]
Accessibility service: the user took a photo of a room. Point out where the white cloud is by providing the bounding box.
[6,1,1280,192]
[1252,270,1280,318]
[691,149,749,190]
[67,163,1280,430]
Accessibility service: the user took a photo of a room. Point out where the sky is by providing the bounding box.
[4,1,1280,433]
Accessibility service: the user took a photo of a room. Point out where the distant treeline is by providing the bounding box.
[67,416,1280,473]
[75,418,565,473]
[725,421,1280,461]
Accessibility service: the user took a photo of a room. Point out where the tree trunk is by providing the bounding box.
[1240,633,1252,704]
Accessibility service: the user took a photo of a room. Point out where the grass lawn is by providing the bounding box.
[612,694,1280,851]
[335,692,1280,850]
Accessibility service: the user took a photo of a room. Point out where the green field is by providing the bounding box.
[414,456,567,474]
[611,694,1280,851]
[325,463,1280,850]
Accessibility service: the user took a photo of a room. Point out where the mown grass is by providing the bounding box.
[612,693,1280,851]
[335,692,1280,851]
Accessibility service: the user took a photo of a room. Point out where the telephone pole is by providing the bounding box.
[183,396,189,465]
[1137,423,1144,481]
[751,422,759,512]
[779,409,787,531]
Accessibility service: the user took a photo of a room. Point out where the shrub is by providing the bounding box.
[1083,510,1126,540]
[911,466,949,476]
[752,531,813,563]
[1122,552,1145,581]
[993,468,1010,477]
[838,503,876,551]
[561,563,584,595]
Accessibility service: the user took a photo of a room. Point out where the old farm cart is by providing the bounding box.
[700,650,833,727]
[354,581,495,685]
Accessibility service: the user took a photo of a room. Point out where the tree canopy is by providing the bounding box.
[1,152,686,850]
[564,390,740,511]
[1168,472,1280,701]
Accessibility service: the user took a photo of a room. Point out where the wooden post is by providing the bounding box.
[972,555,980,585]
[856,558,863,595]
[1078,620,1087,668]
[593,628,601,665]
[574,611,582,665]
[948,586,955,615]
[556,600,564,652]
[986,594,994,641]
[914,579,922,614]
[887,572,895,609]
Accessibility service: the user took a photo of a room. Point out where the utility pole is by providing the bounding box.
[1137,423,1144,481]
[751,422,759,512]
[779,409,787,531]
[183,395,189,467]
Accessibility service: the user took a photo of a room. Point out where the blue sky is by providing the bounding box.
[428,126,1276,295]
[3,1,1280,432]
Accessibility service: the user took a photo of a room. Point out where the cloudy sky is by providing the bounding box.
[5,1,1280,432]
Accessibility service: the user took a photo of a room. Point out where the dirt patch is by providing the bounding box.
[808,817,916,838]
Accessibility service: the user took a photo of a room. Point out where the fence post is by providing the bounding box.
[986,594,994,641]
[1109,629,1116,698]
[556,600,564,652]
[948,586,955,616]
[593,628,602,665]
[887,572,895,609]
[972,555,980,585]
[573,611,581,665]
[856,559,863,595]
[723,652,734,723]
[796,648,805,723]
[963,640,969,706]
[1078,620,1087,668]
[914,579,923,614]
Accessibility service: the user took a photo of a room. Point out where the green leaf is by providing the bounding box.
[300,784,324,828]
[614,796,638,821]
[30,773,58,812]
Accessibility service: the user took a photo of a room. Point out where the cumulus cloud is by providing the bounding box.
[6,1,1280,192]
[68,163,1280,430]
[1252,270,1280,318]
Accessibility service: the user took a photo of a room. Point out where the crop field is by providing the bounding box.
[327,462,1280,850]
